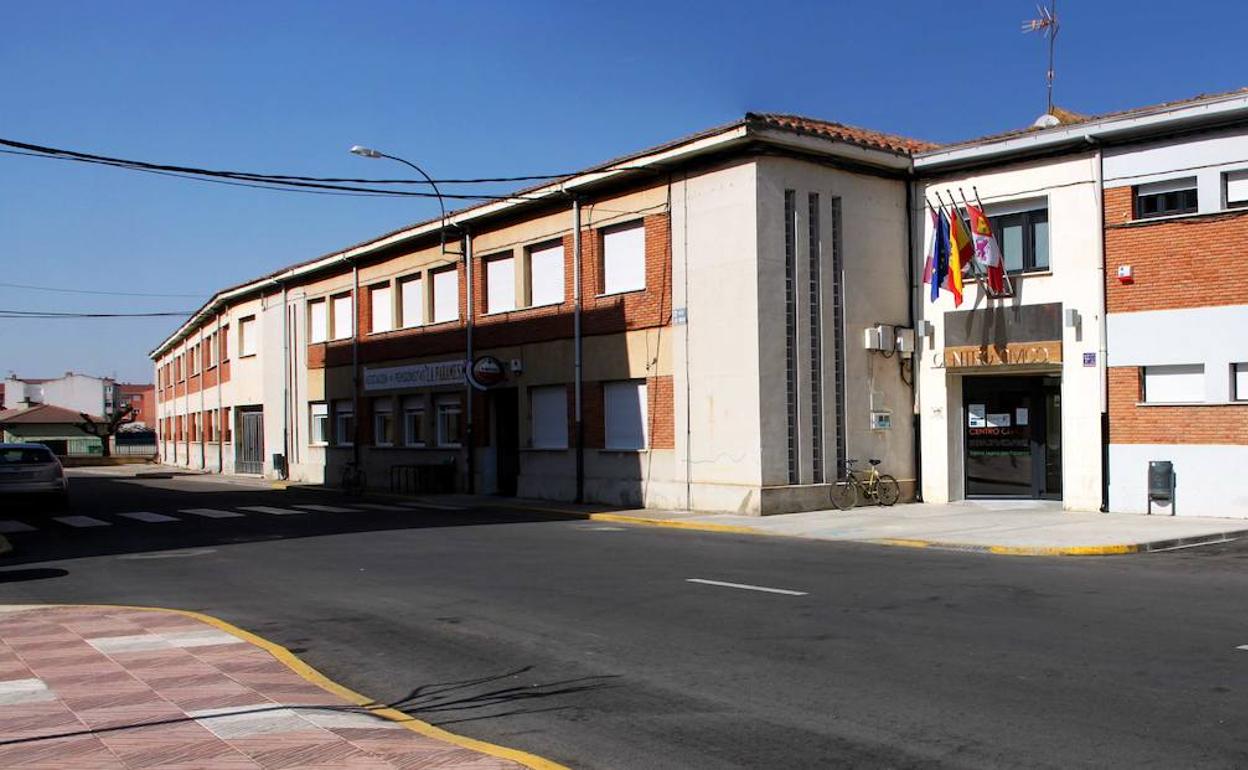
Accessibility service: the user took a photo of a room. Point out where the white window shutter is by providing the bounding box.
[1142,365,1204,403]
[371,286,392,333]
[400,277,423,327]
[603,222,646,294]
[604,380,647,449]
[529,242,564,306]
[332,294,353,339]
[433,269,459,323]
[487,256,516,313]
[530,386,568,449]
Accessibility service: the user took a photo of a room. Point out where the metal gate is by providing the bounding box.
[235,409,264,475]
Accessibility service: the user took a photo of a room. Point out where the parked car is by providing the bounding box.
[0,443,69,508]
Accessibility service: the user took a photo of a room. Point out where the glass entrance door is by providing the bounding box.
[963,377,1061,499]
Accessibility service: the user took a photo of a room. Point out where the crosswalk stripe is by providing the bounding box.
[0,521,36,533]
[397,501,466,511]
[351,503,407,511]
[53,516,111,528]
[179,508,246,518]
[291,504,358,513]
[236,506,304,515]
[118,512,180,523]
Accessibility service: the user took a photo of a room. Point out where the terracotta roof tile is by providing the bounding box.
[747,113,939,154]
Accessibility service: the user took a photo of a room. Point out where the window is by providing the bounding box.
[1135,178,1197,219]
[334,401,355,445]
[332,293,353,340]
[206,410,216,442]
[207,334,217,367]
[399,275,423,328]
[528,241,564,307]
[220,325,229,361]
[308,299,328,343]
[603,380,647,450]
[239,316,257,357]
[1233,363,1248,401]
[989,206,1048,273]
[370,284,393,333]
[1225,171,1248,209]
[1142,364,1205,404]
[602,221,646,294]
[436,396,462,447]
[432,267,459,324]
[486,253,516,313]
[530,386,568,449]
[402,395,425,446]
[189,345,199,375]
[309,402,329,445]
[373,397,394,446]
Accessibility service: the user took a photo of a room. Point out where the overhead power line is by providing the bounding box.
[0,309,191,318]
[0,281,204,299]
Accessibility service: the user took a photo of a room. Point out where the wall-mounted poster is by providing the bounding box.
[987,413,1012,428]
[1016,407,1029,426]
[968,404,986,427]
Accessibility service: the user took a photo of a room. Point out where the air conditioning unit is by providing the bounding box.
[863,324,896,352]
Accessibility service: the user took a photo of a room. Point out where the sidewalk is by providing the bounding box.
[425,495,1248,556]
[0,605,561,770]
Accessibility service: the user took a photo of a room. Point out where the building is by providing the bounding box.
[115,383,156,428]
[152,114,926,513]
[911,89,1248,518]
[0,403,107,456]
[4,372,118,418]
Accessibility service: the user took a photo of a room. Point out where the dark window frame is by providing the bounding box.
[1134,185,1198,219]
[988,208,1049,274]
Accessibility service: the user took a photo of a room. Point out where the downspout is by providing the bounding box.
[572,197,584,503]
[1091,138,1110,512]
[281,282,290,480]
[198,326,205,470]
[216,311,223,473]
[464,229,476,494]
[351,261,361,472]
[905,176,922,502]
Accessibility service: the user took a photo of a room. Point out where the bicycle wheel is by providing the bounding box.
[830,479,859,511]
[876,474,901,506]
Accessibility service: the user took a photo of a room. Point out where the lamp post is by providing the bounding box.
[349,145,474,493]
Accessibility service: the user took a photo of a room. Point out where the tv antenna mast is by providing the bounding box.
[1023,1,1061,115]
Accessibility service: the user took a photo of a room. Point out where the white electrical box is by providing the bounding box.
[863,324,896,352]
[895,327,915,354]
[509,358,523,373]
[870,411,892,430]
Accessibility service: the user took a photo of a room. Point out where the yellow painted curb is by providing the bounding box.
[587,512,765,536]
[15,604,568,770]
[987,543,1140,557]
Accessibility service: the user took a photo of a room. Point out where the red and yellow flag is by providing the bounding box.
[944,208,969,306]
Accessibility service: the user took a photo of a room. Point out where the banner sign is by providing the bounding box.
[363,360,465,392]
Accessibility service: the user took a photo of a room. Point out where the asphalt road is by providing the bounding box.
[0,469,1245,769]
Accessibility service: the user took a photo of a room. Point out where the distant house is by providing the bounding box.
[0,403,106,456]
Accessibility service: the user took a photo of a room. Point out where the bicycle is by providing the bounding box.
[830,458,900,510]
[340,462,367,497]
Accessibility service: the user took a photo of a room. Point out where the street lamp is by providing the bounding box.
[349,145,449,251]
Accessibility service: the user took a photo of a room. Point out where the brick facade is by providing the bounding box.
[1108,367,1248,445]
[1105,187,1248,313]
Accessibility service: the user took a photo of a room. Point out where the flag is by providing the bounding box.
[929,209,950,302]
[922,208,936,289]
[966,203,1005,294]
[944,208,967,306]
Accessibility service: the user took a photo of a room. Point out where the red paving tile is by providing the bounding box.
[0,606,535,770]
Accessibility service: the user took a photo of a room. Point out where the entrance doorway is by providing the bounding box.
[491,388,520,496]
[963,376,1061,499]
[235,407,264,475]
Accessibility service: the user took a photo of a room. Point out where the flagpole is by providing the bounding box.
[956,187,991,295]
[971,185,1015,296]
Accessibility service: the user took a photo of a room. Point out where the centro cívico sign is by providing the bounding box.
[942,341,1062,368]
[363,360,465,392]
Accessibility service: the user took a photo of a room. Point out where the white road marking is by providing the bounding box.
[291,504,357,513]
[118,512,180,523]
[398,501,466,511]
[0,521,36,533]
[685,578,808,596]
[237,506,304,515]
[351,503,407,511]
[180,508,245,518]
[53,516,111,528]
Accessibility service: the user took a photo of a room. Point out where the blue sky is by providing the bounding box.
[2,1,1242,383]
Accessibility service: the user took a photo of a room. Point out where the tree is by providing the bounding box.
[77,404,135,458]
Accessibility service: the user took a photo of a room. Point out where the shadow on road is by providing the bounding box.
[0,568,69,583]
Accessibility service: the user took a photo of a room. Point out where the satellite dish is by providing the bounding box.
[1032,113,1062,128]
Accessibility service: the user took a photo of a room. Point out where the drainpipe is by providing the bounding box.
[905,176,922,502]
[351,261,361,472]
[198,325,205,470]
[1092,139,1110,512]
[572,197,584,503]
[216,311,223,473]
[281,282,290,480]
[464,229,476,494]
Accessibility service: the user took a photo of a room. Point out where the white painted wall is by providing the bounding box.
[917,152,1105,511]
[1108,305,1248,403]
[1110,443,1248,518]
[1104,125,1248,210]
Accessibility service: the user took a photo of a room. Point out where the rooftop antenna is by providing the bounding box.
[1023,0,1060,116]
